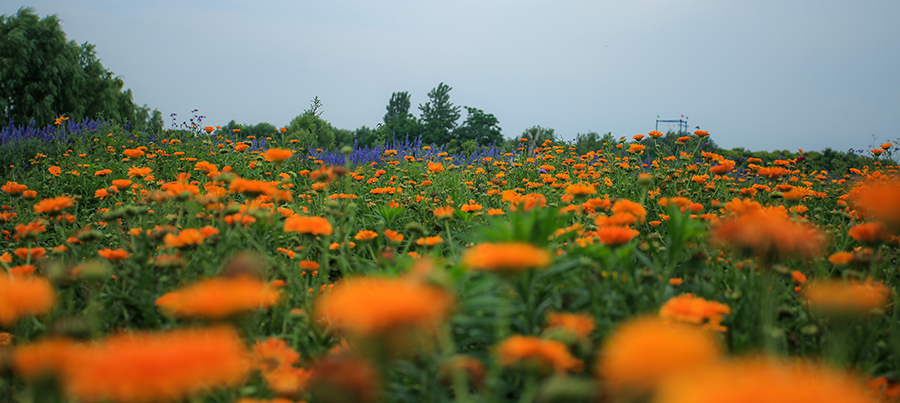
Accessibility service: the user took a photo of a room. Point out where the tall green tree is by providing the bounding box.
[285,96,336,149]
[0,7,140,126]
[418,83,460,145]
[454,107,502,146]
[380,91,421,141]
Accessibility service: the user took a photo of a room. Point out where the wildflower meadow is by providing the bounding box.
[2,120,900,403]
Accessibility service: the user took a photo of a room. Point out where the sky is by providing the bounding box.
[4,1,899,152]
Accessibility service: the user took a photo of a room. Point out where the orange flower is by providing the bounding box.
[163,228,207,249]
[9,265,37,277]
[648,130,664,138]
[545,312,595,341]
[354,230,378,241]
[756,166,791,179]
[850,177,900,232]
[496,335,583,374]
[655,358,872,403]
[156,276,279,319]
[848,222,892,245]
[2,181,27,194]
[598,317,721,396]
[460,202,483,212]
[65,326,249,403]
[433,206,455,219]
[709,160,735,175]
[264,148,294,163]
[462,242,551,273]
[123,148,145,158]
[0,275,56,326]
[427,162,445,173]
[283,215,333,236]
[384,229,404,243]
[564,183,596,197]
[11,337,80,380]
[250,337,300,374]
[611,199,646,224]
[659,294,731,332]
[597,226,639,247]
[299,260,320,271]
[127,166,152,178]
[48,166,61,176]
[230,178,276,197]
[416,236,444,246]
[828,251,855,265]
[14,221,46,241]
[803,277,890,315]
[628,143,646,153]
[315,277,453,337]
[111,179,133,188]
[13,247,46,260]
[711,206,825,261]
[98,248,130,261]
[33,195,76,215]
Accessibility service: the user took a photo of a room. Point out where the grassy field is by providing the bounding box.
[1,124,898,403]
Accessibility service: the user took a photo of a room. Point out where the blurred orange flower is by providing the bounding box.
[462,242,551,273]
[156,276,279,319]
[711,206,825,261]
[65,326,249,403]
[659,294,731,332]
[315,277,452,337]
[655,358,872,403]
[598,317,721,396]
[497,335,583,374]
[284,215,333,236]
[0,275,56,326]
[33,195,76,215]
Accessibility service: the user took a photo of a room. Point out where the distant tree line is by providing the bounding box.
[0,7,162,131]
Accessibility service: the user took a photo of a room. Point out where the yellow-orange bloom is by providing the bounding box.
[497,335,583,374]
[123,148,145,158]
[315,277,453,337]
[828,251,855,265]
[848,222,892,245]
[850,177,900,232]
[163,228,207,249]
[564,183,596,197]
[264,148,294,162]
[711,206,825,261]
[434,206,455,219]
[284,215,333,236]
[98,248,130,262]
[354,230,378,241]
[384,229,404,243]
[65,326,249,403]
[2,181,27,194]
[462,242,551,273]
[545,312,595,341]
[156,277,279,319]
[655,358,872,403]
[597,226,640,246]
[0,275,56,326]
[659,294,731,332]
[611,199,646,224]
[33,195,76,215]
[803,277,890,315]
[598,317,721,396]
[11,337,79,380]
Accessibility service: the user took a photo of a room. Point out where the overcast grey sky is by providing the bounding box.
[5,1,899,152]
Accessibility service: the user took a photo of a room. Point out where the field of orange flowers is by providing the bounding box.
[1,126,899,403]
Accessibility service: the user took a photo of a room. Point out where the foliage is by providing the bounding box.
[454,106,502,146]
[0,7,156,127]
[418,82,461,146]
